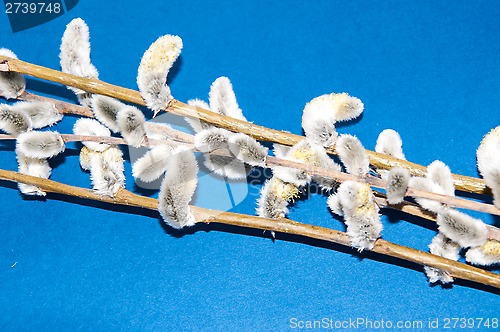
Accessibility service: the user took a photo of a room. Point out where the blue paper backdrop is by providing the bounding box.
[0,0,499,330]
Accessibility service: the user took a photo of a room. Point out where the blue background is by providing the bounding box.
[0,0,499,330]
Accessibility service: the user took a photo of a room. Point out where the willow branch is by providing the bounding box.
[0,56,487,195]
[0,168,498,289]
[17,90,195,144]
[2,126,499,219]
[19,91,94,117]
[3,123,500,237]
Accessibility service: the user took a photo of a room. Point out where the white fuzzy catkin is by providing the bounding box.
[408,177,446,213]
[272,140,315,187]
[158,148,198,229]
[256,177,299,219]
[477,126,500,209]
[334,181,382,251]
[91,95,126,132]
[386,167,410,204]
[0,104,32,136]
[132,145,173,182]
[336,134,370,177]
[313,157,342,192]
[272,143,291,159]
[11,101,62,129]
[0,48,26,99]
[375,129,406,160]
[16,131,65,159]
[424,233,460,284]
[204,153,246,180]
[436,207,488,248]
[327,193,344,216]
[208,77,247,121]
[79,145,94,171]
[302,93,363,147]
[194,128,247,179]
[194,128,230,152]
[116,106,146,147]
[59,18,99,107]
[16,151,51,196]
[273,139,340,188]
[88,146,125,196]
[427,160,455,196]
[137,35,182,116]
[466,241,500,266]
[73,118,111,152]
[185,99,212,133]
[228,133,268,167]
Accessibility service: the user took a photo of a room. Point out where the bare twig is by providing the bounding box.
[0,168,498,289]
[0,56,488,195]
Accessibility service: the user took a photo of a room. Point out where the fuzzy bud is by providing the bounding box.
[228,133,268,167]
[427,160,455,196]
[0,48,26,99]
[59,18,99,107]
[424,233,460,284]
[116,106,146,147]
[375,129,405,160]
[335,181,382,251]
[477,126,500,209]
[16,151,51,196]
[302,93,363,147]
[466,240,500,266]
[336,134,370,177]
[158,148,198,229]
[386,167,410,204]
[16,131,65,159]
[91,95,126,132]
[437,208,488,248]
[194,128,230,152]
[408,177,446,213]
[88,146,125,196]
[256,177,299,219]
[132,145,173,182]
[73,118,111,152]
[0,104,31,136]
[208,77,247,121]
[137,35,182,116]
[11,101,62,129]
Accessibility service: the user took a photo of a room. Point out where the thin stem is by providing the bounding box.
[19,91,94,117]
[17,91,195,144]
[266,156,500,217]
[3,128,500,233]
[0,168,498,289]
[0,56,488,195]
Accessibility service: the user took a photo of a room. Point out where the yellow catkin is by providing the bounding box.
[355,183,378,215]
[482,240,500,256]
[139,35,182,74]
[273,178,300,202]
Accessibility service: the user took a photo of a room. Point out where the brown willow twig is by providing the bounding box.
[0,56,488,195]
[0,168,498,289]
[11,80,499,229]
[16,91,195,144]
[2,129,499,219]
[19,91,94,117]
[3,129,500,242]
